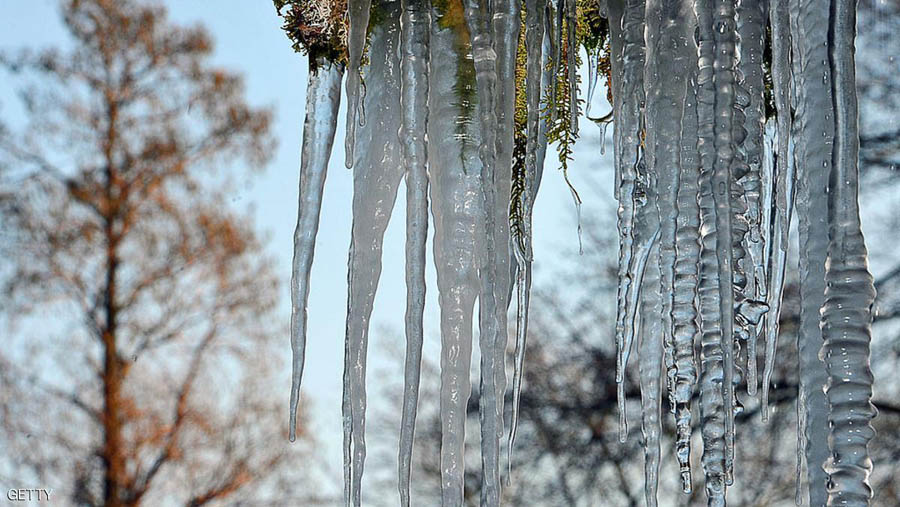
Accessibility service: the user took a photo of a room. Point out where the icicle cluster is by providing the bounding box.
[608,0,877,504]
[279,0,878,504]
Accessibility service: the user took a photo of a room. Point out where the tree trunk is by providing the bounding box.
[101,225,125,507]
[101,93,125,506]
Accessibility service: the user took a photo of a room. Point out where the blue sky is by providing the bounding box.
[0,0,614,495]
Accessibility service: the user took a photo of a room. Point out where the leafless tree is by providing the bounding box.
[0,1,326,505]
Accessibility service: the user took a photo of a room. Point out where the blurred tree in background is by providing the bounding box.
[0,1,323,505]
[369,0,900,505]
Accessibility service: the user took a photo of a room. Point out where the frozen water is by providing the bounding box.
[286,0,878,503]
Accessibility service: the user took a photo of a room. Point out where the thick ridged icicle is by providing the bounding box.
[344,0,373,167]
[509,0,544,465]
[638,211,663,507]
[822,0,877,503]
[397,0,430,504]
[736,0,766,397]
[696,0,727,502]
[792,0,832,502]
[672,6,700,493]
[613,0,646,442]
[428,11,481,504]
[644,0,692,429]
[289,58,344,443]
[761,0,793,421]
[462,0,504,503]
[343,5,403,505]
[711,0,739,483]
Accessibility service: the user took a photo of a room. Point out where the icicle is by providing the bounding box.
[791,0,832,502]
[822,0,877,503]
[671,4,700,494]
[752,120,776,399]
[509,260,531,455]
[290,58,344,443]
[757,120,775,309]
[428,10,481,503]
[462,0,505,502]
[612,0,646,440]
[344,0,373,167]
[695,0,727,501]
[566,0,578,135]
[397,0,430,504]
[511,0,554,481]
[343,4,404,505]
[639,215,663,507]
[710,0,740,484]
[644,0,694,433]
[600,121,608,156]
[534,9,553,193]
[619,176,659,443]
[491,0,520,482]
[607,0,624,200]
[735,0,766,398]
[761,0,793,422]
[508,0,544,466]
[585,49,599,118]
[550,0,563,123]
[508,17,555,461]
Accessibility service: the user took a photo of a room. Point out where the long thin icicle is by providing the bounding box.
[619,176,660,443]
[613,0,646,443]
[736,0,766,397]
[607,0,623,200]
[428,10,481,503]
[792,0,832,502]
[344,0,373,167]
[508,16,554,463]
[761,0,792,422]
[492,0,520,468]
[290,58,344,443]
[506,0,554,475]
[343,4,404,504]
[462,0,506,502]
[671,3,700,493]
[822,0,877,502]
[397,0,430,504]
[509,0,544,465]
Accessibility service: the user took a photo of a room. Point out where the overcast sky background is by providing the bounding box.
[0,0,616,496]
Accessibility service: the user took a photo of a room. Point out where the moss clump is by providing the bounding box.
[274,0,348,68]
